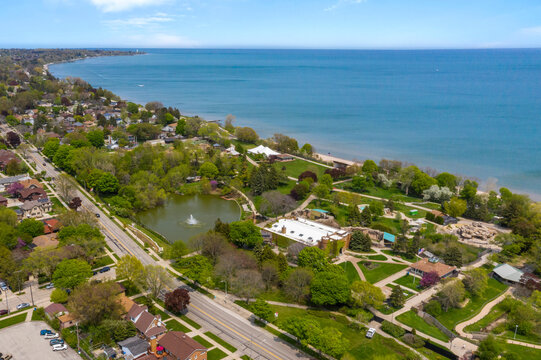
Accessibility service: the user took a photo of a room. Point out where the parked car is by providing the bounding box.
[52,344,67,351]
[50,339,64,346]
[3,354,12,360]
[99,266,110,273]
[366,328,376,339]
[0,282,8,291]
[95,213,100,218]
[16,303,30,310]
[44,333,59,339]
[45,283,54,289]
[40,329,54,336]
[0,309,8,316]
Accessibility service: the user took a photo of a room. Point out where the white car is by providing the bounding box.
[366,328,376,339]
[45,283,55,289]
[52,344,67,351]
[16,303,30,310]
[44,333,59,339]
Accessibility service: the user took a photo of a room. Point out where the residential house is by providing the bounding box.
[17,187,48,201]
[409,258,457,279]
[223,145,239,156]
[58,313,76,329]
[16,198,53,219]
[0,150,20,170]
[19,178,44,190]
[0,174,31,191]
[162,123,177,133]
[127,303,167,340]
[0,195,7,207]
[156,331,207,360]
[118,336,149,360]
[43,218,60,234]
[44,303,68,320]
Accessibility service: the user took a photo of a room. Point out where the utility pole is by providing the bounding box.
[4,290,8,315]
[514,324,518,340]
[29,278,34,307]
[76,322,81,354]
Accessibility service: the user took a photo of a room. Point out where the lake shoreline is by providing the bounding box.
[47,52,541,200]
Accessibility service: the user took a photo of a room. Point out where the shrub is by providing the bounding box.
[492,323,506,334]
[61,328,77,348]
[402,333,425,348]
[381,320,405,338]
[425,212,436,222]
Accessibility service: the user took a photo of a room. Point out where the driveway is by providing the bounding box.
[0,321,79,359]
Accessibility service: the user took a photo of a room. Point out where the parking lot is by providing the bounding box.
[0,321,79,360]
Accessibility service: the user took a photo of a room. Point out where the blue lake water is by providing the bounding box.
[50,49,541,198]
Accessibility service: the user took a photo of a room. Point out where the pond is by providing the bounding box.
[137,194,241,244]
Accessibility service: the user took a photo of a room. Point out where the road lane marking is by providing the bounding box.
[189,303,284,360]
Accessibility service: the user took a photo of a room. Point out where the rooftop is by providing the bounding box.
[268,218,348,246]
[493,263,523,283]
[410,258,457,278]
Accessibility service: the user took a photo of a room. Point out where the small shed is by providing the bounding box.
[409,209,418,216]
[383,232,395,246]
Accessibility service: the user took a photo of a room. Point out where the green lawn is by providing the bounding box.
[435,277,508,330]
[0,313,27,329]
[501,342,541,360]
[204,332,237,353]
[207,348,228,360]
[180,314,201,329]
[92,254,115,269]
[273,159,329,180]
[366,254,387,261]
[269,305,416,359]
[193,335,213,348]
[157,309,171,320]
[393,274,421,291]
[240,356,253,360]
[49,196,64,212]
[396,310,450,342]
[382,250,420,263]
[371,217,402,235]
[339,261,361,284]
[259,288,301,304]
[463,304,506,333]
[357,262,407,284]
[165,319,191,333]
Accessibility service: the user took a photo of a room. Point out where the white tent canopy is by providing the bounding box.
[247,145,280,157]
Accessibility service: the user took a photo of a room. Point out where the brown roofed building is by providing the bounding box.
[43,218,60,234]
[44,303,68,318]
[19,178,44,190]
[0,195,7,207]
[17,187,48,201]
[157,331,207,360]
[409,258,457,279]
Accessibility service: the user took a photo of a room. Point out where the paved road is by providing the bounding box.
[22,143,309,360]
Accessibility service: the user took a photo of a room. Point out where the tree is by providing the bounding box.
[438,280,465,311]
[17,218,44,238]
[310,271,350,306]
[347,204,362,226]
[68,196,82,210]
[444,197,467,217]
[360,207,372,226]
[283,268,313,302]
[164,240,188,260]
[463,268,488,297]
[389,285,406,308]
[297,247,329,272]
[43,138,60,158]
[436,172,458,192]
[289,181,310,200]
[5,159,22,176]
[422,185,453,204]
[351,175,370,193]
[420,271,440,288]
[58,224,105,262]
[272,133,299,153]
[142,265,173,299]
[282,316,322,346]
[176,255,215,287]
[56,174,75,202]
[232,269,263,302]
[198,161,219,179]
[235,127,258,143]
[164,288,191,313]
[260,191,296,216]
[52,259,93,289]
[261,261,279,290]
[116,255,145,284]
[251,299,273,321]
[399,166,417,195]
[96,172,119,194]
[50,288,69,303]
[229,221,263,248]
[350,280,385,308]
[312,184,330,200]
[320,174,333,190]
[100,320,137,342]
[6,131,20,148]
[68,281,124,325]
[86,129,105,148]
[6,182,23,197]
[0,223,17,249]
[300,143,313,155]
[127,123,161,141]
[442,246,462,267]
[298,171,317,183]
[477,335,501,360]
[198,232,229,265]
[318,328,349,359]
[362,159,378,177]
[349,231,372,252]
[175,118,186,135]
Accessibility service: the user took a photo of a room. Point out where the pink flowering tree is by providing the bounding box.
[420,271,440,288]
[6,182,23,197]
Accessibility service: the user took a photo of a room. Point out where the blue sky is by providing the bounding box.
[3,0,541,48]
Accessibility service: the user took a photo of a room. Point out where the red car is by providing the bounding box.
[0,309,8,316]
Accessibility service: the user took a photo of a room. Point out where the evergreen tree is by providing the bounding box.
[389,285,406,308]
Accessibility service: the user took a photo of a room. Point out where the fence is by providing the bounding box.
[418,310,456,340]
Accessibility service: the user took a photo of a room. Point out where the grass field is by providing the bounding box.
[463,304,506,333]
[165,319,191,332]
[207,348,228,360]
[269,305,416,359]
[382,250,420,263]
[273,158,329,179]
[393,274,421,291]
[396,310,450,342]
[180,314,201,329]
[92,254,115,269]
[0,313,27,329]
[501,342,541,360]
[366,254,387,261]
[357,262,407,284]
[204,332,237,353]
[192,335,213,348]
[435,277,508,330]
[339,261,361,284]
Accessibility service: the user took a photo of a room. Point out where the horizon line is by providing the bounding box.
[2,46,541,51]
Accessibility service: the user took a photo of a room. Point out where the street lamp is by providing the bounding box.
[514,324,518,340]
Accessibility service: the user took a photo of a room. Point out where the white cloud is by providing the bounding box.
[104,14,174,27]
[520,26,541,35]
[325,0,366,12]
[90,0,170,12]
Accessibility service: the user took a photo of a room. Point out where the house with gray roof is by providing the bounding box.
[118,336,149,360]
[493,263,523,285]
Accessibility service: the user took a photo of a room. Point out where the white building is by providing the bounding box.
[267,217,350,249]
[247,145,280,157]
